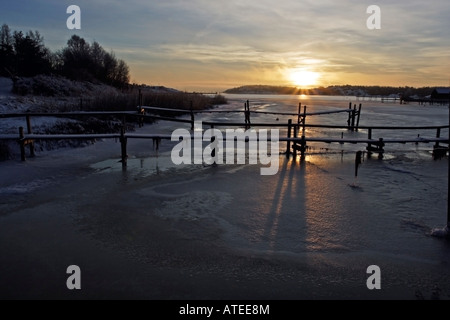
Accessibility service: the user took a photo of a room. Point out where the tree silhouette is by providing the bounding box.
[60,34,130,88]
[0,24,15,76]
[0,25,130,89]
[12,30,52,77]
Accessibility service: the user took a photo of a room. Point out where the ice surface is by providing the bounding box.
[1,94,450,299]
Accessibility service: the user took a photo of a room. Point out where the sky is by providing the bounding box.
[0,0,449,91]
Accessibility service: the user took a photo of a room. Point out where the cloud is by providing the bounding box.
[0,0,448,89]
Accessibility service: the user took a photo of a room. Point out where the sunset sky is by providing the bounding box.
[0,0,449,91]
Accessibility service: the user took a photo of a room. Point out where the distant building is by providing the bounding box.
[431,87,450,102]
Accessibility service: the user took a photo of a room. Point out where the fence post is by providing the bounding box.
[447,96,450,228]
[356,104,362,131]
[286,119,292,157]
[435,128,441,149]
[378,138,385,159]
[120,127,127,167]
[367,128,373,158]
[301,134,306,159]
[245,100,251,129]
[351,105,357,132]
[297,103,302,125]
[19,127,26,161]
[26,115,35,157]
[303,106,307,132]
[293,125,298,159]
[211,125,216,165]
[347,103,352,130]
[190,101,195,131]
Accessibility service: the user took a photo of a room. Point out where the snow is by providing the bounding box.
[0,77,13,98]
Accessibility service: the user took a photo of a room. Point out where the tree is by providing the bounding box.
[114,59,130,89]
[12,30,52,76]
[90,41,105,80]
[102,51,118,84]
[0,24,15,76]
[61,35,93,80]
[1,26,131,88]
[60,35,130,88]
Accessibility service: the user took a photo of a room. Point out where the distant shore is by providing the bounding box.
[224,84,444,100]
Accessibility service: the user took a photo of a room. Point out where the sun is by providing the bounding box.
[289,69,320,87]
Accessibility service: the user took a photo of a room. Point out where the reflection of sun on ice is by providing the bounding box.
[289,69,320,87]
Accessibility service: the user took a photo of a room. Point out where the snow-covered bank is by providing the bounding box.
[0,76,120,113]
[0,77,132,160]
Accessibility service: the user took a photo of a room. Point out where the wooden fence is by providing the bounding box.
[0,101,448,165]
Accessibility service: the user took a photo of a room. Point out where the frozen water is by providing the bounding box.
[1,94,449,299]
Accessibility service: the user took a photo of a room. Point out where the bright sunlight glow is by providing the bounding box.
[289,70,320,87]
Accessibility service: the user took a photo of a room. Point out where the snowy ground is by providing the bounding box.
[0,77,128,158]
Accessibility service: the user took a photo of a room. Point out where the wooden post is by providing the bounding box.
[247,100,251,126]
[351,105,357,132]
[190,101,195,131]
[347,103,352,130]
[448,95,450,228]
[244,101,247,128]
[19,127,26,162]
[211,125,216,164]
[245,100,251,129]
[297,103,302,125]
[247,100,252,129]
[378,138,385,160]
[435,128,441,149]
[293,125,298,159]
[367,128,373,158]
[286,119,292,157]
[432,129,445,160]
[26,115,35,157]
[303,106,307,132]
[120,127,127,167]
[79,98,83,111]
[301,135,306,159]
[356,104,362,132]
[447,96,450,230]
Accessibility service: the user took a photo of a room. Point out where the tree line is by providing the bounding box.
[0,24,130,89]
[225,85,438,98]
